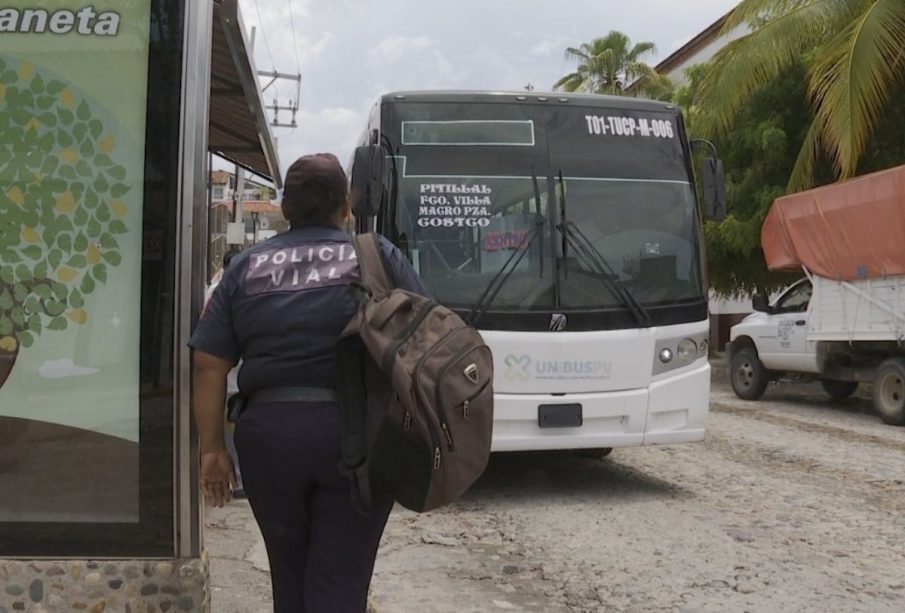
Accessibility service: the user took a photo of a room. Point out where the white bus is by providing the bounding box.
[349,91,725,454]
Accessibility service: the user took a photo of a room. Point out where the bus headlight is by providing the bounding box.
[677,338,698,360]
[652,333,709,375]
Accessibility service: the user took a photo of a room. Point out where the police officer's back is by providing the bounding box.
[190,153,426,612]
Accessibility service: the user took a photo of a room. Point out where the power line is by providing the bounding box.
[285,0,302,76]
[248,0,301,129]
[252,0,279,98]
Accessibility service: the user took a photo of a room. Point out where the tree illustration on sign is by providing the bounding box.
[0,57,129,388]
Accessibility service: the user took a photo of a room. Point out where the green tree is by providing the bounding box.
[682,58,905,297]
[0,58,129,386]
[698,0,905,190]
[553,31,672,98]
[678,63,822,297]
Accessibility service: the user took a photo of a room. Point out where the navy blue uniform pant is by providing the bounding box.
[235,400,392,612]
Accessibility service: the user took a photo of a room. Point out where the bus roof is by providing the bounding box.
[379,90,679,112]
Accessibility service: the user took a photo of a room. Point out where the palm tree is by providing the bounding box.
[553,31,672,98]
[698,0,905,190]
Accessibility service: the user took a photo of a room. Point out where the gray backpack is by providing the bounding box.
[336,234,494,513]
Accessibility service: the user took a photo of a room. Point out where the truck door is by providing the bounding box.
[759,280,818,373]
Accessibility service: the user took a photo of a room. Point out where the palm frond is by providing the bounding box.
[698,0,848,137]
[723,0,824,33]
[786,114,823,191]
[628,41,656,62]
[559,74,594,94]
[809,0,905,177]
[600,31,630,52]
[563,46,588,62]
[553,72,581,90]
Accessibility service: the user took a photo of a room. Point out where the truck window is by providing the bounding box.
[776,281,812,313]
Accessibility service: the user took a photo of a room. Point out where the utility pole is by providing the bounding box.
[226,164,246,247]
[250,24,302,129]
[259,69,301,128]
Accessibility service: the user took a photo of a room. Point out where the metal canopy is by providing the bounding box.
[211,0,282,188]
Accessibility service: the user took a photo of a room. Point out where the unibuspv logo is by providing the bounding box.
[504,354,533,381]
[503,354,612,381]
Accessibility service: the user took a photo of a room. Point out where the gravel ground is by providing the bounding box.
[208,379,905,612]
[369,381,905,613]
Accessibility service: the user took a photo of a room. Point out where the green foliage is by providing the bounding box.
[0,57,128,352]
[684,55,905,298]
[679,62,822,297]
[553,31,673,99]
[699,0,905,187]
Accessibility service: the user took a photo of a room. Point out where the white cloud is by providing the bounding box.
[529,38,562,57]
[39,359,98,379]
[276,105,367,170]
[230,0,741,177]
[367,36,435,67]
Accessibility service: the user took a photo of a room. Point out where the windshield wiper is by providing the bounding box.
[555,172,649,324]
[466,215,546,327]
[531,171,544,278]
[558,171,568,278]
[558,220,651,326]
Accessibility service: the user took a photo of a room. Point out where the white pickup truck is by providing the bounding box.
[728,273,905,425]
[727,164,905,426]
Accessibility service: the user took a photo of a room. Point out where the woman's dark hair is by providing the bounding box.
[281,153,348,227]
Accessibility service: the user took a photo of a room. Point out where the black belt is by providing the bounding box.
[249,386,338,404]
[228,387,337,422]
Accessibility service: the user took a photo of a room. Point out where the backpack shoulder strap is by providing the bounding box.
[354,233,394,298]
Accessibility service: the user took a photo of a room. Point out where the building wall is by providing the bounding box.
[664,23,749,86]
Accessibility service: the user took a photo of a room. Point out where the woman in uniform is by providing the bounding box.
[190,153,427,612]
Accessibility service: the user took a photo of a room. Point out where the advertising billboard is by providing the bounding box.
[0,1,151,523]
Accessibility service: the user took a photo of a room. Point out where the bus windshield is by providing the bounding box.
[396,176,701,310]
[381,99,706,315]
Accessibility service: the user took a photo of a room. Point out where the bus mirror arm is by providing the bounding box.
[691,139,727,222]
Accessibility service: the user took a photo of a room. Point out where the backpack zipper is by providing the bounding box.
[413,384,443,470]
[434,343,488,451]
[409,327,469,468]
[462,378,491,421]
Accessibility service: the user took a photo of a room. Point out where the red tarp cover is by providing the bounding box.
[761,165,905,280]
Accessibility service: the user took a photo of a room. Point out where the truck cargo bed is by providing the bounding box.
[809,273,905,342]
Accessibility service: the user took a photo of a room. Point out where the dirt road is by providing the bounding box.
[369,382,905,612]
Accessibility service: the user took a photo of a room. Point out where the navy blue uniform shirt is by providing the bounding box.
[189,227,428,395]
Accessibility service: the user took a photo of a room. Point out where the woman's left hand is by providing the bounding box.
[201,450,237,507]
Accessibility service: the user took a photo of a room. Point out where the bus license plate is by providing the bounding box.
[538,404,583,428]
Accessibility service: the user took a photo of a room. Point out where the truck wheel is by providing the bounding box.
[821,379,859,400]
[730,348,768,400]
[872,358,905,426]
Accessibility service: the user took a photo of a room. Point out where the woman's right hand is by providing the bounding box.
[201,450,237,507]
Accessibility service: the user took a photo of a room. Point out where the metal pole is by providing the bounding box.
[235,164,245,245]
[175,0,213,559]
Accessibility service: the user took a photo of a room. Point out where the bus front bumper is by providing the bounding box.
[489,360,710,452]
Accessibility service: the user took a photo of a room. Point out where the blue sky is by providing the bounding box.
[235,0,739,180]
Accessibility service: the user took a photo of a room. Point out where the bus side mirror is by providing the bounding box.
[701,157,727,221]
[350,145,385,218]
